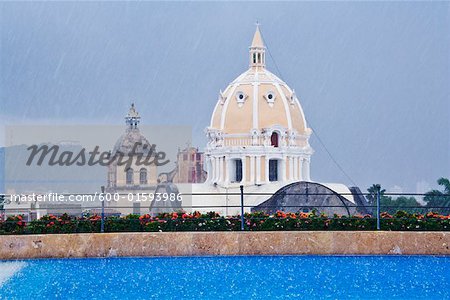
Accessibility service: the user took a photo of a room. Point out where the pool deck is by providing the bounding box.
[1,231,449,259]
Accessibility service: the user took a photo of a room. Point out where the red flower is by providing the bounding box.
[140,214,150,220]
[299,212,309,219]
[380,212,393,219]
[276,211,286,219]
[46,221,55,228]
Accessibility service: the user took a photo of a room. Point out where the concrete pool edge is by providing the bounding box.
[1,231,449,259]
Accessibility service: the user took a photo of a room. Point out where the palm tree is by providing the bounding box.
[366,184,386,204]
[424,177,450,214]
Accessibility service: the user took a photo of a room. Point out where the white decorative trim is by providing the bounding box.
[252,71,259,129]
[220,83,239,130]
[209,82,233,127]
[278,76,308,131]
[290,89,297,105]
[273,80,293,130]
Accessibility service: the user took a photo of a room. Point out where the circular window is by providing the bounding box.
[266,92,275,104]
[236,92,246,104]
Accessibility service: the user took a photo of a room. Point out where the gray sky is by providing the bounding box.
[1,1,449,192]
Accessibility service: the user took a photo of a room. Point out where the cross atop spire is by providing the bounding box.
[249,23,265,68]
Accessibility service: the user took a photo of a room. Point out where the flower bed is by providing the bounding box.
[0,211,449,234]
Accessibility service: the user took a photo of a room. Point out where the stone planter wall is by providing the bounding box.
[1,231,449,259]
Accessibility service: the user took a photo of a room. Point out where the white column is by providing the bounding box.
[281,157,287,182]
[241,156,246,183]
[221,157,225,183]
[250,156,255,184]
[256,156,261,184]
[218,157,223,183]
[209,156,214,183]
[293,157,299,181]
[205,156,210,183]
[209,158,214,183]
[224,156,230,184]
[265,157,269,183]
[213,157,219,183]
[299,158,304,181]
[304,159,311,181]
[289,156,294,181]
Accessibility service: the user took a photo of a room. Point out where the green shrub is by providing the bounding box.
[1,211,449,234]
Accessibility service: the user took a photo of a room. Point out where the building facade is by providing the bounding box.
[174,147,206,184]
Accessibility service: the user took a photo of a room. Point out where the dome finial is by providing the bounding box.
[249,23,265,68]
[125,102,140,129]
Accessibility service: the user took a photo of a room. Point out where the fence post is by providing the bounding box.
[0,194,5,222]
[376,186,381,230]
[240,185,244,231]
[101,186,105,233]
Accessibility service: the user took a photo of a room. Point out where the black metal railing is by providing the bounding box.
[0,188,449,234]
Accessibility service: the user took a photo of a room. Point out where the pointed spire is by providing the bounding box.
[249,22,266,68]
[251,22,264,48]
[125,103,141,129]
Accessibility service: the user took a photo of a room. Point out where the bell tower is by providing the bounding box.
[249,23,266,68]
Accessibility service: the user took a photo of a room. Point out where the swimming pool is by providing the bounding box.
[1,256,449,299]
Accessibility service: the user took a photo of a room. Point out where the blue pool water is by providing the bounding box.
[1,255,449,299]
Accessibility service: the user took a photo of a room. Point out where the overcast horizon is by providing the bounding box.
[1,1,449,193]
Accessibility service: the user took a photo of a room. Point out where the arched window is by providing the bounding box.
[126,168,134,185]
[139,168,147,185]
[271,132,279,147]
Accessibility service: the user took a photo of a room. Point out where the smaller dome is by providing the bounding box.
[113,128,152,155]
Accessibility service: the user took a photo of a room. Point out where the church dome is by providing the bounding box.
[204,26,313,186]
[209,26,311,137]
